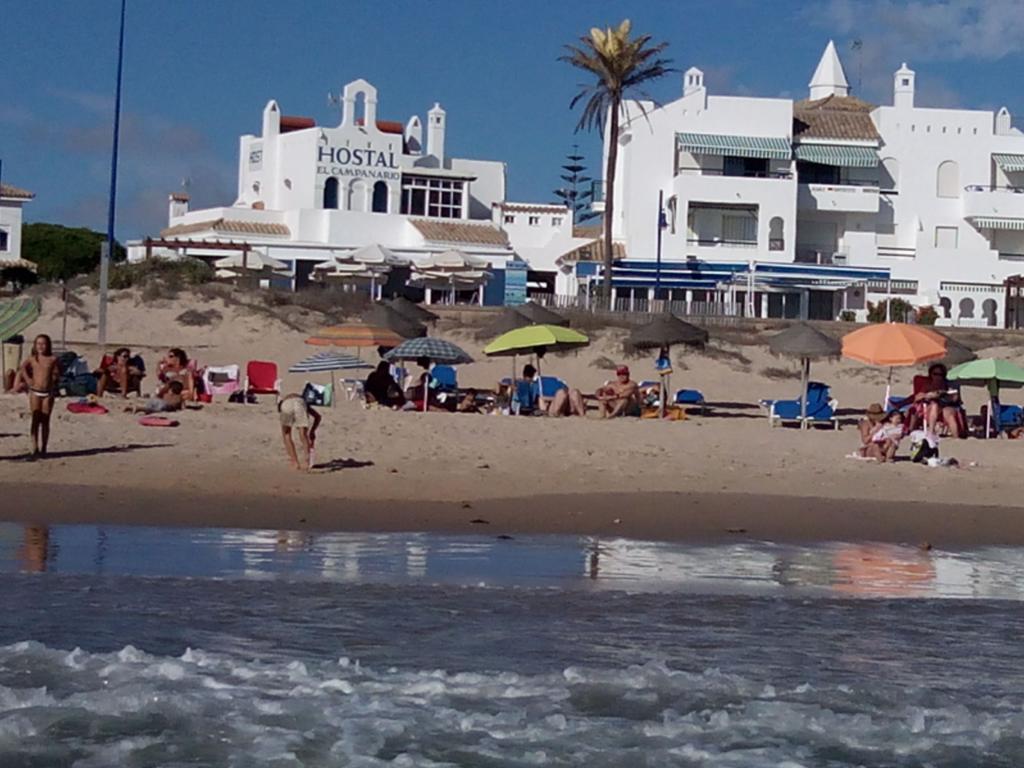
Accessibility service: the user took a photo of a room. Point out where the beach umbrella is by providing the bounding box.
[768,323,841,429]
[214,250,288,272]
[344,243,408,267]
[514,301,569,327]
[948,358,1024,438]
[361,304,426,338]
[384,337,474,411]
[935,336,976,367]
[387,296,438,324]
[628,315,709,418]
[484,324,590,411]
[289,351,372,408]
[842,324,948,406]
[0,296,40,376]
[306,324,404,348]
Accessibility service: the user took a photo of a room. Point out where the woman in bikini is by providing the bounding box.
[17,334,61,457]
[158,348,195,401]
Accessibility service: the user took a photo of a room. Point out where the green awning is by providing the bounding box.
[794,144,879,167]
[993,153,1024,173]
[677,133,791,160]
[970,217,1024,231]
[0,296,40,342]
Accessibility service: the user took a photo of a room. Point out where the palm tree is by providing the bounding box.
[561,20,672,306]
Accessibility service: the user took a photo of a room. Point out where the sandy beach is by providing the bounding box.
[2,282,1024,545]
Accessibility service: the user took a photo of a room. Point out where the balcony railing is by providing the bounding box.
[795,244,841,264]
[965,184,1024,193]
[678,167,793,180]
[686,237,758,248]
[797,177,879,188]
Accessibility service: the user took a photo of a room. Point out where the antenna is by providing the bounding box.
[850,39,863,95]
[181,176,191,191]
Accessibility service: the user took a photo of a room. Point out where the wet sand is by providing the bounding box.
[3,481,1023,546]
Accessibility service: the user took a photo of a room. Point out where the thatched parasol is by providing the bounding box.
[361,304,426,339]
[387,296,439,324]
[514,302,568,327]
[768,323,841,429]
[628,314,708,350]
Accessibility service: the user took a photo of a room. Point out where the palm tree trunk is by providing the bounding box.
[601,98,620,310]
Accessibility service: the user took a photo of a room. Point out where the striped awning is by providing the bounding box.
[794,143,879,167]
[970,217,1024,231]
[677,133,791,160]
[993,153,1024,173]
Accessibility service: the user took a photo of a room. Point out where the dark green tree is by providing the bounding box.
[21,223,126,282]
[552,145,596,224]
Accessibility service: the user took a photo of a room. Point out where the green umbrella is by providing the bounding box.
[948,358,1024,438]
[484,324,589,413]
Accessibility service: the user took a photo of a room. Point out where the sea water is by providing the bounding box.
[1,525,1024,766]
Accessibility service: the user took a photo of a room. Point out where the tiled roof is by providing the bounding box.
[495,202,568,213]
[794,96,880,142]
[558,237,627,263]
[573,225,602,239]
[160,218,291,237]
[411,219,509,247]
[0,183,34,200]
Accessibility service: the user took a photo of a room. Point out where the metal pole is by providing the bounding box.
[655,190,664,304]
[98,0,127,347]
[800,357,809,430]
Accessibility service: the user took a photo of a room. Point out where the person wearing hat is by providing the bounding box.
[857,403,905,462]
[596,365,641,419]
[857,403,887,455]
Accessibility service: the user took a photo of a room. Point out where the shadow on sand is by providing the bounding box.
[314,458,375,473]
[0,443,173,462]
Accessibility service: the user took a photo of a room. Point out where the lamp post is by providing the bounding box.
[98,0,127,347]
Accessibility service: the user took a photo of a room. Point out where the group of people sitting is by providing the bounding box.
[362,356,645,419]
[856,363,967,462]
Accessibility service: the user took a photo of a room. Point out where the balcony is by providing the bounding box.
[797,182,879,213]
[963,184,1024,223]
[674,170,794,207]
[795,243,846,265]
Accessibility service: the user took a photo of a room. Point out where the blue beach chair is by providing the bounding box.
[764,381,839,429]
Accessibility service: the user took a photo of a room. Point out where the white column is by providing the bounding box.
[759,292,769,319]
[478,285,485,305]
[425,287,433,305]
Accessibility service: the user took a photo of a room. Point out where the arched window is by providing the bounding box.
[939,296,952,319]
[323,177,339,210]
[936,160,960,198]
[348,180,368,212]
[372,181,388,213]
[982,298,998,327]
[958,297,975,319]
[768,216,784,251]
[880,157,899,191]
[354,91,367,125]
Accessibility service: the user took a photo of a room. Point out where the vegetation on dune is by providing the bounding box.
[22,223,126,282]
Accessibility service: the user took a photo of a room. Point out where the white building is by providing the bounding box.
[0,182,34,269]
[596,41,1024,326]
[130,78,604,305]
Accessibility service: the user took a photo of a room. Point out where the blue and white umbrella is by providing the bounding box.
[289,351,373,406]
[383,338,473,411]
[289,351,373,373]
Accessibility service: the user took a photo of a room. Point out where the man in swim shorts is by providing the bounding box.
[278,393,321,472]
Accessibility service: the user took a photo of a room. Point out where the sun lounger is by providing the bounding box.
[674,388,707,414]
[764,381,839,429]
[245,360,281,396]
[431,365,458,392]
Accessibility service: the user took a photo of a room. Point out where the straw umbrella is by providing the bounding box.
[387,296,438,324]
[767,323,841,429]
[476,307,533,341]
[841,324,948,406]
[361,304,426,338]
[948,358,1024,438]
[514,301,569,326]
[628,315,709,418]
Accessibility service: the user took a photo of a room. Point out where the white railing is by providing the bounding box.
[531,293,745,323]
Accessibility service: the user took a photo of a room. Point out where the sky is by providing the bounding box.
[2,0,1023,240]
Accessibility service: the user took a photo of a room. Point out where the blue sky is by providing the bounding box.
[2,0,1022,239]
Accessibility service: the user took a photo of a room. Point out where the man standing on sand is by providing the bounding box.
[596,365,640,418]
[277,393,321,472]
[16,334,61,458]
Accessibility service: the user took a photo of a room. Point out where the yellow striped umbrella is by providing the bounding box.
[305,324,405,348]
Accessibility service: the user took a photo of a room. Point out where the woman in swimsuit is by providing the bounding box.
[17,334,60,457]
[158,348,195,401]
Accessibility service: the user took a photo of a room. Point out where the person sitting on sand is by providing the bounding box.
[547,382,587,417]
[864,410,905,463]
[365,361,405,408]
[95,347,144,398]
[159,348,195,401]
[596,366,641,418]
[277,393,321,472]
[16,334,61,458]
[126,380,184,414]
[857,403,887,454]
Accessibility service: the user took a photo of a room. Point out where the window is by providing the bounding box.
[323,177,339,210]
[797,161,840,185]
[723,156,768,177]
[552,217,563,227]
[504,214,515,224]
[768,217,784,251]
[901,78,910,86]
[528,216,540,226]
[399,175,464,218]
[722,214,756,244]
[936,160,960,198]
[667,196,677,234]
[934,226,958,248]
[371,181,388,213]
[0,229,8,252]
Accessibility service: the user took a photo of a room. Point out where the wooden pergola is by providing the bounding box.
[142,237,253,263]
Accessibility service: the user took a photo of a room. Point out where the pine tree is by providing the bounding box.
[552,145,596,225]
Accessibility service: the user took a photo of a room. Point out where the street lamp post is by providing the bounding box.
[98,0,127,347]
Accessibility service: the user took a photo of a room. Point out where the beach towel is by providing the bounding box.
[67,402,108,415]
[139,416,179,427]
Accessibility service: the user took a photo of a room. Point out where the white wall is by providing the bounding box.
[0,200,25,261]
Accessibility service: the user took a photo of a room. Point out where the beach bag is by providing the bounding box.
[302,382,328,406]
[910,431,939,463]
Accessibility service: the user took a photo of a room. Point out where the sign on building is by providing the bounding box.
[503,259,528,305]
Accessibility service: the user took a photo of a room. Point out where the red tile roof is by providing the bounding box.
[495,202,568,214]
[160,218,291,237]
[355,118,405,135]
[411,219,509,247]
[281,115,316,133]
[794,96,880,142]
[0,183,34,200]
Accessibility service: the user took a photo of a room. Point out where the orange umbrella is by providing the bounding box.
[842,324,948,406]
[305,324,404,348]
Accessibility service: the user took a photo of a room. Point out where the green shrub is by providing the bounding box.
[867,298,914,323]
[839,310,856,322]
[916,305,938,326]
[103,257,214,291]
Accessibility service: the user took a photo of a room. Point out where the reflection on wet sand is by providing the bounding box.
[2,524,1024,600]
